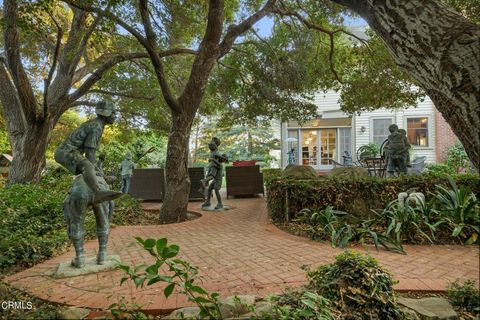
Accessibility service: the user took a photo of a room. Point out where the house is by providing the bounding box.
[279,90,458,170]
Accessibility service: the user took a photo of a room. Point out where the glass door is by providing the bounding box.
[301,130,318,167]
[319,129,337,168]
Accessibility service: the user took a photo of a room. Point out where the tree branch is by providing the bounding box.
[88,89,156,101]
[65,0,152,50]
[72,48,197,84]
[138,0,179,112]
[69,100,97,107]
[218,0,277,57]
[271,5,371,83]
[44,10,64,117]
[3,0,39,122]
[178,0,226,113]
[0,57,26,137]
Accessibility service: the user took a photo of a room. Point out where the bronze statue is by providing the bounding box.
[54,101,122,203]
[201,137,228,210]
[384,124,410,177]
[119,152,136,194]
[55,101,122,268]
[63,170,114,268]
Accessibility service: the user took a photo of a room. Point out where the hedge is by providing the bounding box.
[266,174,479,223]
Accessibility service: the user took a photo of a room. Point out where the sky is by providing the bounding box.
[255,15,368,37]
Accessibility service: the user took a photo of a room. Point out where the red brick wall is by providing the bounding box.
[435,110,458,163]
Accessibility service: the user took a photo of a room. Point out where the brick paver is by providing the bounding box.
[5,197,479,313]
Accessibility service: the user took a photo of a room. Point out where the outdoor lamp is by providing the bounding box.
[360,126,366,133]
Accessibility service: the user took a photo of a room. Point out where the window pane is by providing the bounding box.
[372,119,392,145]
[407,117,429,147]
[338,128,352,164]
[287,130,299,164]
[301,130,317,166]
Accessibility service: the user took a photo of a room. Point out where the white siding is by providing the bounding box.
[353,98,437,163]
[280,90,439,167]
[313,90,343,112]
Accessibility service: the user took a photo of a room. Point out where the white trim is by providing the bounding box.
[286,126,352,129]
[369,116,394,144]
[403,115,433,148]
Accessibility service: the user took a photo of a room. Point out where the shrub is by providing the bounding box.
[425,163,456,177]
[380,197,441,244]
[435,178,479,244]
[262,168,282,188]
[267,174,479,224]
[0,172,147,273]
[446,280,480,315]
[307,251,402,319]
[446,142,470,173]
[267,289,337,319]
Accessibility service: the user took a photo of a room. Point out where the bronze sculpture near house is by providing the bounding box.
[383,124,410,177]
[55,101,122,268]
[201,137,228,210]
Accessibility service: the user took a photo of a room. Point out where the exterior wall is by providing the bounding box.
[434,110,458,163]
[354,97,437,163]
[279,90,458,167]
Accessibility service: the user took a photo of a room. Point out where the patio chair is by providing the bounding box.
[408,156,427,174]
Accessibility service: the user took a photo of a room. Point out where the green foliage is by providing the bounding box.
[267,174,479,224]
[262,168,283,188]
[425,163,456,177]
[191,118,279,168]
[446,142,471,173]
[357,143,381,160]
[446,280,480,315]
[0,173,97,273]
[338,32,425,114]
[109,296,149,320]
[435,178,479,244]
[307,251,402,319]
[268,174,479,248]
[295,207,404,253]
[0,282,60,320]
[116,237,221,319]
[267,289,337,320]
[380,197,441,245]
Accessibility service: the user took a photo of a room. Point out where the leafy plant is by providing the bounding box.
[446,279,480,315]
[267,289,337,320]
[116,237,221,319]
[109,296,149,320]
[359,143,381,159]
[296,207,405,253]
[380,197,440,245]
[307,251,402,319]
[435,178,479,244]
[446,142,470,173]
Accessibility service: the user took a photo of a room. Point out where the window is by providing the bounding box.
[338,128,352,163]
[372,118,393,145]
[407,117,429,147]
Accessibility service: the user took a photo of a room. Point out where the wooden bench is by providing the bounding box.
[225,165,264,198]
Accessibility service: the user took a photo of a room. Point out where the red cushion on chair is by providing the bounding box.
[233,160,256,167]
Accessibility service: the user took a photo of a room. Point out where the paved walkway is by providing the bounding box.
[5,197,479,313]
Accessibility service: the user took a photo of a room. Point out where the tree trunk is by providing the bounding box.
[9,120,53,183]
[160,111,194,223]
[332,0,480,167]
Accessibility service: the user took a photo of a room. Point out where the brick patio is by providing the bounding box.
[5,197,479,313]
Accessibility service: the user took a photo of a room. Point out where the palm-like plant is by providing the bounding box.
[435,178,479,244]
[380,196,438,245]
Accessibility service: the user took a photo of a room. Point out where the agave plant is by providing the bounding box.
[435,178,479,244]
[379,197,437,245]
